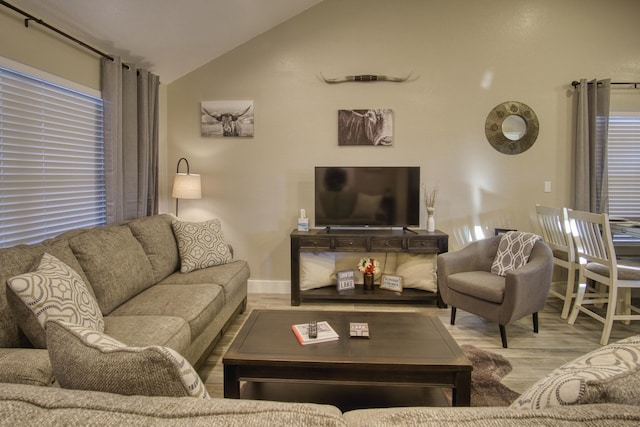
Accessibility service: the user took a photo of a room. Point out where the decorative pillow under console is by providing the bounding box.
[510,334,640,409]
[6,253,104,349]
[395,253,437,292]
[300,252,336,290]
[172,218,233,273]
[46,320,209,398]
[491,231,541,276]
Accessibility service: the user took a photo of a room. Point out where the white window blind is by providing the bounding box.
[608,113,640,219]
[0,65,105,248]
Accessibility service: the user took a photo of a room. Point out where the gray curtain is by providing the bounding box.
[573,78,610,213]
[101,57,159,224]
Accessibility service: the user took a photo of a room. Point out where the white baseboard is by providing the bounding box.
[248,279,290,294]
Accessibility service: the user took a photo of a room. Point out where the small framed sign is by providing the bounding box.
[336,269,356,291]
[380,274,403,292]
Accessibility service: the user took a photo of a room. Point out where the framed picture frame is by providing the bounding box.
[380,274,403,292]
[201,100,254,137]
[338,109,393,146]
[336,269,356,291]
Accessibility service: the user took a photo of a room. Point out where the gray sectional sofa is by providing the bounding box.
[0,213,249,387]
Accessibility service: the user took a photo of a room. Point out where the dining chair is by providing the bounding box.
[535,205,579,319]
[567,210,640,345]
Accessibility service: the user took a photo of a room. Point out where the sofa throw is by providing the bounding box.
[491,231,541,276]
[46,320,209,399]
[511,334,640,409]
[172,218,232,273]
[6,253,104,349]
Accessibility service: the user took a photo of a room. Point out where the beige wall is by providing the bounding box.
[168,0,640,284]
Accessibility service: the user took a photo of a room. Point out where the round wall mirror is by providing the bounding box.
[485,101,539,154]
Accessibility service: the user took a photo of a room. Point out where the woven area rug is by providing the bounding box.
[444,344,520,407]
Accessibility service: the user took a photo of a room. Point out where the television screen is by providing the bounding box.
[314,167,420,228]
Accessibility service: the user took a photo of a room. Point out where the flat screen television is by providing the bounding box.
[314,166,420,228]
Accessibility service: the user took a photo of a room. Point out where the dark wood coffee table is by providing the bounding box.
[223,310,472,409]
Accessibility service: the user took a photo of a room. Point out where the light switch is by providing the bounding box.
[544,181,552,193]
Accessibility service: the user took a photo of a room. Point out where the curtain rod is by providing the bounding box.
[571,80,640,89]
[0,0,118,64]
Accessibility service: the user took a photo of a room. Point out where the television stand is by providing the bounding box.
[290,228,448,307]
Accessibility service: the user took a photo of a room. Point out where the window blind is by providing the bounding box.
[0,66,105,248]
[608,113,640,219]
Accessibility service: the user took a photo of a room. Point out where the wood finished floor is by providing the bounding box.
[198,293,640,399]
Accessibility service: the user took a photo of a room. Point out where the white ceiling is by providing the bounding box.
[10,0,323,83]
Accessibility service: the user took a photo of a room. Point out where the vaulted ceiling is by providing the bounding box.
[9,0,323,83]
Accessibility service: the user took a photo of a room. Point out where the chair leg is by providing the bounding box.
[561,266,577,320]
[533,312,539,333]
[499,325,508,348]
[450,307,457,325]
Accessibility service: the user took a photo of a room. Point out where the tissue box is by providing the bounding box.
[297,218,309,231]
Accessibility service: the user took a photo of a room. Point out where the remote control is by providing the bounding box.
[308,321,317,338]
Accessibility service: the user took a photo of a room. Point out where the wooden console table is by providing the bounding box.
[290,229,449,307]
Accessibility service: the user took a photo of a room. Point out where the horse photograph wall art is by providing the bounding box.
[201,100,254,137]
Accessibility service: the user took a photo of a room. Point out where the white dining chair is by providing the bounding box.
[535,205,579,319]
[567,210,640,345]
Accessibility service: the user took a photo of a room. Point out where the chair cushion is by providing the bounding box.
[6,253,104,349]
[448,271,505,304]
[491,231,542,276]
[511,334,640,409]
[172,218,233,273]
[46,320,209,399]
[586,259,640,280]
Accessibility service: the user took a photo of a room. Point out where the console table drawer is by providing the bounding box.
[334,237,367,250]
[299,237,331,249]
[407,238,439,251]
[371,238,404,251]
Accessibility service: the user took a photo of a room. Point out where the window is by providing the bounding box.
[0,64,105,248]
[608,113,640,219]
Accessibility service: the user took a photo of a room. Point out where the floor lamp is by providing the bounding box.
[172,157,201,216]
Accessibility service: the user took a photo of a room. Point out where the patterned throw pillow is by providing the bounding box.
[171,218,233,273]
[491,231,541,276]
[46,320,209,399]
[510,335,640,409]
[6,253,104,348]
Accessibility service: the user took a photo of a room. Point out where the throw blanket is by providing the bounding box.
[491,231,541,276]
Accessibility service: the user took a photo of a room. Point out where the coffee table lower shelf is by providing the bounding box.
[241,381,450,412]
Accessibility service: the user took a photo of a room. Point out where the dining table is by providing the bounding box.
[610,218,640,239]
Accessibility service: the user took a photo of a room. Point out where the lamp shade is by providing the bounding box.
[172,173,202,199]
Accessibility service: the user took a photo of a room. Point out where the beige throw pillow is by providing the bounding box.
[6,253,104,348]
[172,218,233,273]
[46,320,209,399]
[395,253,437,292]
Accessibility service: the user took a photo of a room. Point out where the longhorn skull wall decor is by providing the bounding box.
[320,72,413,84]
[201,100,254,137]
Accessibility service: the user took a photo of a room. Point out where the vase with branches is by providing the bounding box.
[423,184,438,232]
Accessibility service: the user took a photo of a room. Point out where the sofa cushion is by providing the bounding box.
[491,231,541,276]
[0,349,55,387]
[104,315,191,357]
[395,253,437,292]
[511,334,640,409]
[110,284,224,340]
[171,218,232,273]
[0,239,93,348]
[69,225,155,315]
[6,253,104,349]
[46,320,209,398]
[127,214,180,283]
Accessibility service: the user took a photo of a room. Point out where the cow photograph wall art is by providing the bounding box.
[201,100,254,137]
[338,109,393,146]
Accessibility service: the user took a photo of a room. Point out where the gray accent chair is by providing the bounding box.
[438,235,553,348]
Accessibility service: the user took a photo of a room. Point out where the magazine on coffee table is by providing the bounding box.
[291,321,339,345]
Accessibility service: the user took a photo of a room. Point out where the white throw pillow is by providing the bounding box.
[395,253,437,292]
[172,218,233,273]
[300,252,336,290]
[7,253,104,348]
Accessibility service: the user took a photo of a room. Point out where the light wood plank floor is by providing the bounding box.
[198,293,640,399]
